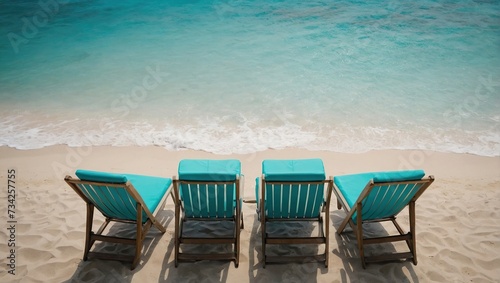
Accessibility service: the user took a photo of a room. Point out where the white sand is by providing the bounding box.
[0,145,499,282]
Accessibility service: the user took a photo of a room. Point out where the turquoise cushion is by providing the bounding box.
[76,169,127,183]
[372,170,425,183]
[178,159,241,181]
[75,169,172,213]
[262,159,326,181]
[334,170,425,209]
[124,174,172,213]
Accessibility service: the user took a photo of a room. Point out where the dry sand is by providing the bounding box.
[0,145,499,282]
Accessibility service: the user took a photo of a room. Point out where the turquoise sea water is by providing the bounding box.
[1,0,499,155]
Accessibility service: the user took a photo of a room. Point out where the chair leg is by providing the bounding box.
[337,199,342,210]
[409,201,417,265]
[324,209,329,268]
[356,204,366,269]
[131,229,142,269]
[357,224,366,269]
[84,203,94,261]
[261,218,266,268]
[174,193,181,267]
[152,217,166,233]
[235,237,240,267]
[337,215,350,235]
[237,210,243,267]
[131,204,144,270]
[235,210,241,268]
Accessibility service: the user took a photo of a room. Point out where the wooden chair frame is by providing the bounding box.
[333,176,435,268]
[64,176,172,270]
[259,177,333,267]
[173,177,243,267]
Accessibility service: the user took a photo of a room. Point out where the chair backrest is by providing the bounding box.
[360,179,431,221]
[69,170,147,222]
[177,159,241,219]
[262,159,327,219]
[336,170,433,221]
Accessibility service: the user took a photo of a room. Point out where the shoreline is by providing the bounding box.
[0,145,499,282]
[1,144,498,180]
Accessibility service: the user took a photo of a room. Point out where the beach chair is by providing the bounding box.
[173,159,243,267]
[256,159,333,267]
[333,170,435,268]
[64,169,173,270]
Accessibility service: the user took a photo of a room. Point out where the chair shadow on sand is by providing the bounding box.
[64,206,420,282]
[161,256,231,283]
[331,210,420,282]
[248,213,327,283]
[160,219,234,283]
[63,209,174,283]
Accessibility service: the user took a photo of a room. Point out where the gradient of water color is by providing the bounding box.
[1,0,499,155]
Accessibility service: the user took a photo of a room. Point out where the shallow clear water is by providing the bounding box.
[1,0,499,155]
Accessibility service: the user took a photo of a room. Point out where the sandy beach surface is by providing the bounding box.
[0,145,499,282]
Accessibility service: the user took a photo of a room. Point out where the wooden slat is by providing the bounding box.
[91,234,136,245]
[181,238,235,244]
[365,252,414,263]
[266,217,321,222]
[266,254,326,263]
[266,237,326,245]
[363,234,411,245]
[88,252,135,263]
[178,253,236,261]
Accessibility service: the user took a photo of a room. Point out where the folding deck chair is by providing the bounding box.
[256,159,333,267]
[64,169,173,269]
[173,159,243,267]
[333,170,435,268]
